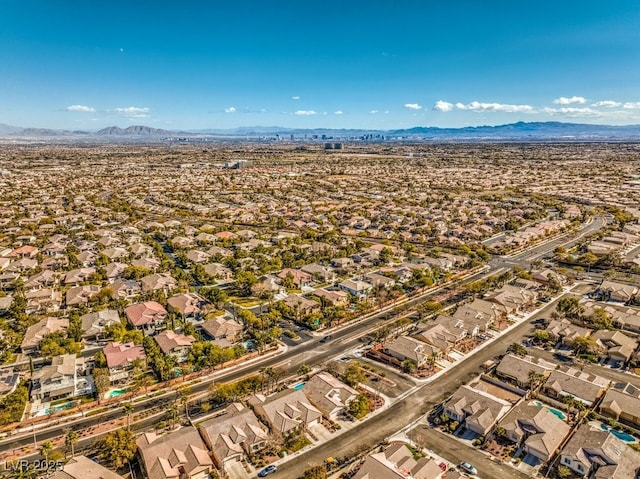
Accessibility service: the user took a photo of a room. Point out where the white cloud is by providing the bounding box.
[432,101,454,112]
[291,96,301,100]
[334,110,343,115]
[369,110,379,115]
[553,96,586,105]
[114,106,150,118]
[224,107,236,113]
[293,110,317,116]
[66,104,95,113]
[623,102,640,109]
[403,103,422,110]
[591,100,621,107]
[455,101,535,113]
[543,107,601,117]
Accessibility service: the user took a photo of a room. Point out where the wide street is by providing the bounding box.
[0,216,607,468]
[274,300,567,479]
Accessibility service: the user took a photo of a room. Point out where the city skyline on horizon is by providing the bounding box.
[2,1,640,130]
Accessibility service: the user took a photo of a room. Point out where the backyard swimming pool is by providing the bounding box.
[106,388,127,399]
[531,401,567,420]
[600,423,636,443]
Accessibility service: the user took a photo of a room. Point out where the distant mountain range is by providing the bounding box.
[2,121,640,141]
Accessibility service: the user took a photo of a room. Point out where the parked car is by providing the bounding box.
[258,465,278,477]
[458,462,477,475]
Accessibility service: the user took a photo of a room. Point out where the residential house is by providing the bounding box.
[24,269,58,290]
[413,314,474,354]
[76,250,97,267]
[453,298,505,329]
[64,267,97,286]
[301,263,334,283]
[103,342,146,384]
[167,292,207,321]
[131,257,160,271]
[599,382,640,428]
[125,301,168,335]
[66,285,100,307]
[442,385,512,435]
[382,336,440,369]
[364,272,396,289]
[331,257,355,272]
[8,245,39,258]
[277,268,314,288]
[545,318,591,346]
[281,294,321,315]
[4,257,38,273]
[495,354,555,389]
[201,317,242,347]
[51,454,124,479]
[102,247,129,261]
[531,269,566,287]
[107,278,142,300]
[80,309,121,342]
[353,443,444,479]
[198,402,268,468]
[304,372,358,420]
[202,262,233,281]
[543,367,609,406]
[499,402,571,462]
[21,317,69,354]
[312,288,349,307]
[486,284,538,315]
[24,288,63,314]
[338,279,373,300]
[140,272,177,294]
[591,330,638,364]
[137,427,213,479]
[597,280,638,303]
[249,389,322,435]
[154,330,195,363]
[560,423,640,479]
[30,354,77,401]
[186,250,211,264]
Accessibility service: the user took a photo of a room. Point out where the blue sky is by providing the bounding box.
[1,1,640,130]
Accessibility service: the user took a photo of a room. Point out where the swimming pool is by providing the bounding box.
[44,401,75,415]
[600,424,636,443]
[531,401,567,420]
[292,383,305,391]
[106,388,127,399]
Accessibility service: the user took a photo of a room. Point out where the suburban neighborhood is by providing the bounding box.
[0,141,639,479]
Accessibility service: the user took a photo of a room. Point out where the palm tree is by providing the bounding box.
[39,440,53,462]
[123,402,134,429]
[65,430,78,458]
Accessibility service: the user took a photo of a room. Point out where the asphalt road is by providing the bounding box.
[1,216,607,463]
[275,308,543,479]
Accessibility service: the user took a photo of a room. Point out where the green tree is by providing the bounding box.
[123,402,134,429]
[65,430,78,458]
[96,428,137,469]
[507,342,527,357]
[528,370,546,390]
[573,336,598,355]
[39,440,53,462]
[402,359,417,374]
[93,368,111,401]
[300,465,328,479]
[341,362,366,387]
[587,308,612,330]
[557,465,572,479]
[556,296,584,319]
[347,394,371,419]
